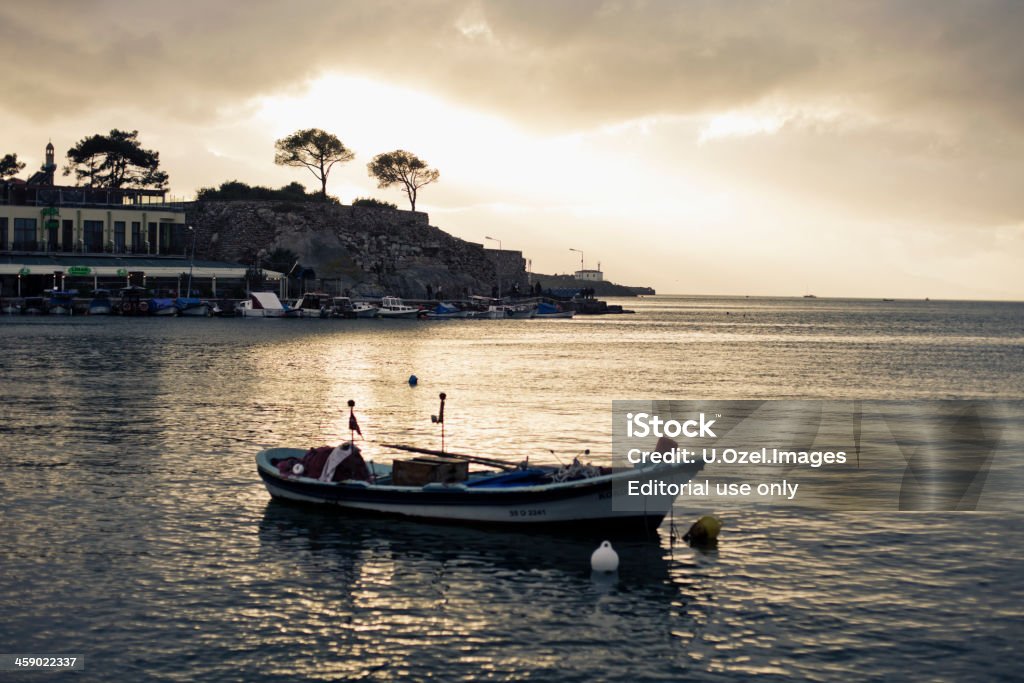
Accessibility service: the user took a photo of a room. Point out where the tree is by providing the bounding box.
[367,150,439,211]
[63,129,169,189]
[0,153,25,180]
[274,128,354,201]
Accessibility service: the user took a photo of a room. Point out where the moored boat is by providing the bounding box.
[22,297,46,314]
[425,302,471,319]
[149,297,178,316]
[241,291,298,318]
[351,301,379,318]
[46,289,77,315]
[175,297,210,316]
[88,289,113,315]
[533,301,575,319]
[377,296,421,319]
[292,292,332,318]
[256,443,701,536]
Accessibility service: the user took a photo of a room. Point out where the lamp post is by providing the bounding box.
[485,236,502,299]
[185,225,197,298]
[569,248,584,274]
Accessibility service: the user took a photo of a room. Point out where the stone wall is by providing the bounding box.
[186,200,527,298]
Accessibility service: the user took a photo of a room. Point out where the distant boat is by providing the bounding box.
[149,298,178,316]
[882,298,895,302]
[240,291,297,318]
[292,292,332,318]
[425,302,471,320]
[88,289,113,315]
[377,296,421,319]
[22,296,46,314]
[175,297,210,316]
[533,301,574,319]
[803,294,817,299]
[351,301,379,318]
[118,287,149,316]
[46,289,77,315]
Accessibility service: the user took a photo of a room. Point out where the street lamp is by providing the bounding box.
[185,225,197,299]
[569,247,584,273]
[485,236,502,299]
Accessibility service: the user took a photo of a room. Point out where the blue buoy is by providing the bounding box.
[408,374,418,386]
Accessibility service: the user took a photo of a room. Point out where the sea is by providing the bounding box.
[1,295,1022,682]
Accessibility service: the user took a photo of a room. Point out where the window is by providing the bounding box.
[168,223,186,254]
[13,218,36,250]
[0,217,7,250]
[131,221,142,253]
[148,222,157,254]
[114,221,126,252]
[62,220,73,252]
[83,220,104,252]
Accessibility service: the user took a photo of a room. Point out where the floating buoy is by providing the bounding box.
[683,515,722,546]
[590,540,619,572]
[408,374,418,386]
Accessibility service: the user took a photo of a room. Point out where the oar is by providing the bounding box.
[380,443,520,471]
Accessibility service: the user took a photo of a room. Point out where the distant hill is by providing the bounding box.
[531,273,655,297]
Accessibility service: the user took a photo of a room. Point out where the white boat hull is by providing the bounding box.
[378,309,420,319]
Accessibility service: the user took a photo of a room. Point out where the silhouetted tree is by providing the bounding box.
[0,153,25,180]
[63,129,168,189]
[274,128,354,200]
[367,150,439,211]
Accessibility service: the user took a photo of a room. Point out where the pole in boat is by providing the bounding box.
[431,392,446,453]
[347,399,362,443]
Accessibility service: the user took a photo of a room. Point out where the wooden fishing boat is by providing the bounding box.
[256,396,702,536]
[255,445,701,536]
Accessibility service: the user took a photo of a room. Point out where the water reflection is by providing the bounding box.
[255,501,719,680]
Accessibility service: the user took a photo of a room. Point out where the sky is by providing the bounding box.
[1,0,1022,299]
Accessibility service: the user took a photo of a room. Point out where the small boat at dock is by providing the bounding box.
[377,296,421,319]
[533,301,574,319]
[292,292,332,318]
[175,297,211,316]
[240,291,298,318]
[46,289,77,315]
[88,289,114,315]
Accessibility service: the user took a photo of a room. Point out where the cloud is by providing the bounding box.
[1,1,1020,135]
[1,1,1020,298]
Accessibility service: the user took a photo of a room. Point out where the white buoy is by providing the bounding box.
[590,540,619,572]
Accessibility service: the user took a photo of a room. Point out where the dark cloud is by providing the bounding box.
[1,0,1020,139]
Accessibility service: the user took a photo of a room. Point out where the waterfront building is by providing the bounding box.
[0,142,248,297]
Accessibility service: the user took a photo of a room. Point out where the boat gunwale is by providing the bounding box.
[256,446,693,496]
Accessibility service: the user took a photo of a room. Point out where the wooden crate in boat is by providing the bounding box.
[392,456,469,486]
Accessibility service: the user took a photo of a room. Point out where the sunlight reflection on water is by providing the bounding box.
[0,296,1021,681]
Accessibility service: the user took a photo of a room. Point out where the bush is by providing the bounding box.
[352,197,398,210]
[197,180,318,201]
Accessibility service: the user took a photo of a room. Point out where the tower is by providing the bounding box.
[41,140,56,185]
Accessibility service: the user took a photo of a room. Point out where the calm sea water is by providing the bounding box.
[1,296,1022,681]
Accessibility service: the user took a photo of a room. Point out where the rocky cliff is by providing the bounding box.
[187,200,526,298]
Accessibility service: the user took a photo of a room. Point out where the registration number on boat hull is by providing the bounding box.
[508,508,547,518]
